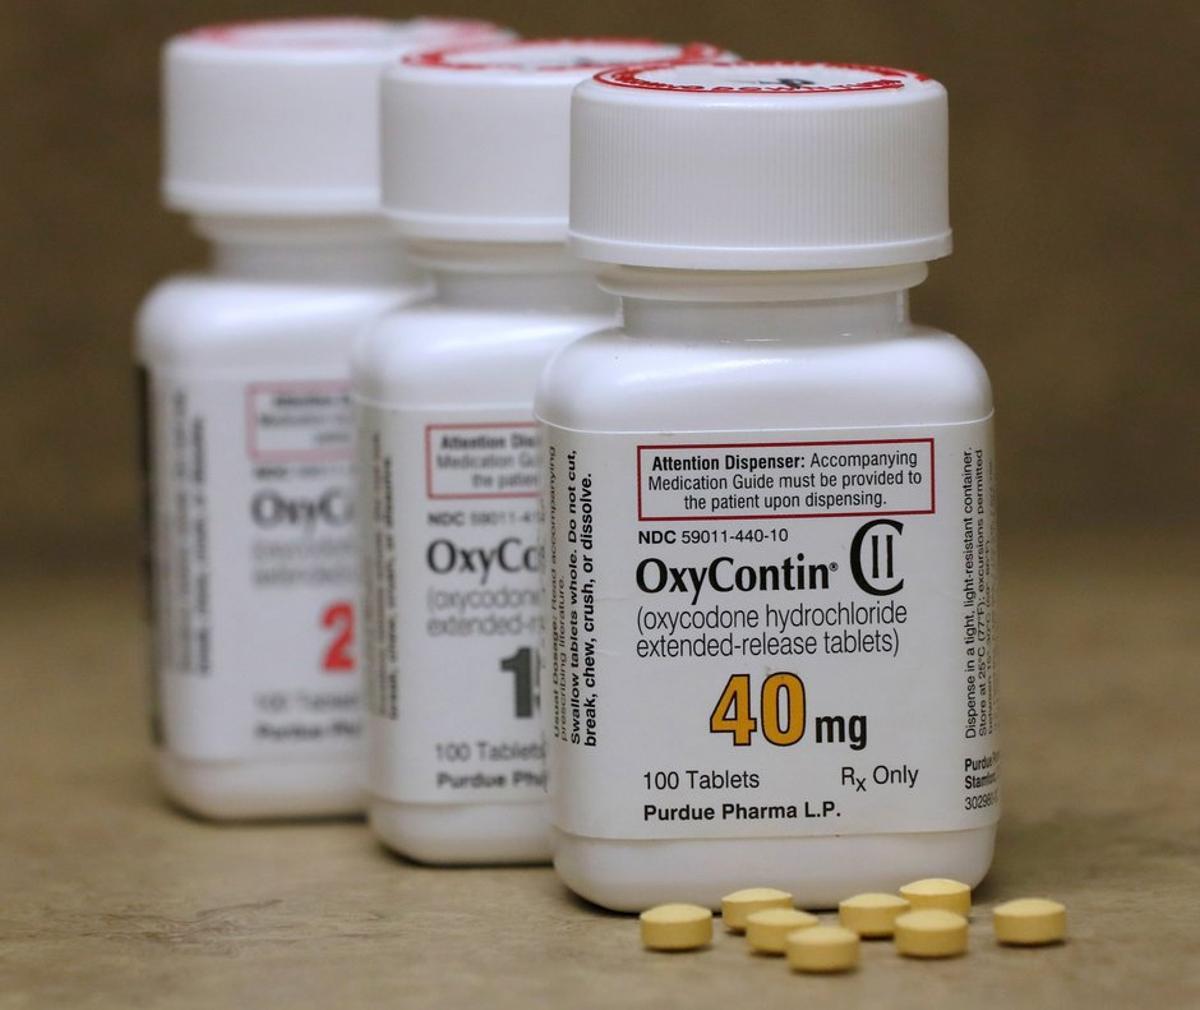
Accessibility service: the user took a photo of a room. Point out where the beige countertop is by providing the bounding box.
[3,531,1197,1008]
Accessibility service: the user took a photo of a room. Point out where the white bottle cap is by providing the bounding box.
[570,61,951,270]
[380,39,731,242]
[163,17,515,217]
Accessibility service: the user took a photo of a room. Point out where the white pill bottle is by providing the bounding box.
[355,39,726,862]
[137,17,512,820]
[539,62,999,909]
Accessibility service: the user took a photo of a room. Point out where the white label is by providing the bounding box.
[543,420,998,840]
[146,374,362,760]
[360,406,547,803]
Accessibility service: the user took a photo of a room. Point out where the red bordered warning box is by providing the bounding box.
[425,422,540,500]
[245,381,352,463]
[636,437,936,521]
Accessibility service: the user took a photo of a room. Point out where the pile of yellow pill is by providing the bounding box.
[720,888,794,932]
[894,909,970,958]
[787,926,860,973]
[639,903,713,951]
[639,878,1068,974]
[838,892,910,937]
[993,898,1067,946]
[899,878,973,916]
[745,908,818,954]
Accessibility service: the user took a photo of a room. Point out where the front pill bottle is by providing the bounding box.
[353,38,728,864]
[136,17,513,820]
[538,61,999,909]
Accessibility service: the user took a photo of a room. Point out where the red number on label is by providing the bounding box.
[321,602,355,673]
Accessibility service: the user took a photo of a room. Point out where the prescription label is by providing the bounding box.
[145,374,362,760]
[359,406,547,803]
[543,419,998,839]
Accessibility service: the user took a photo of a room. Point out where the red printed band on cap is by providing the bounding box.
[404,38,727,72]
[188,17,504,50]
[594,60,930,94]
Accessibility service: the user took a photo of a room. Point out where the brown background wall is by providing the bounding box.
[1,0,1194,564]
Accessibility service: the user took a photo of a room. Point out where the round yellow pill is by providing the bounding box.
[898,878,972,916]
[786,925,860,973]
[839,893,911,937]
[721,887,794,931]
[894,909,969,958]
[745,908,819,954]
[993,898,1067,946]
[639,903,713,951]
